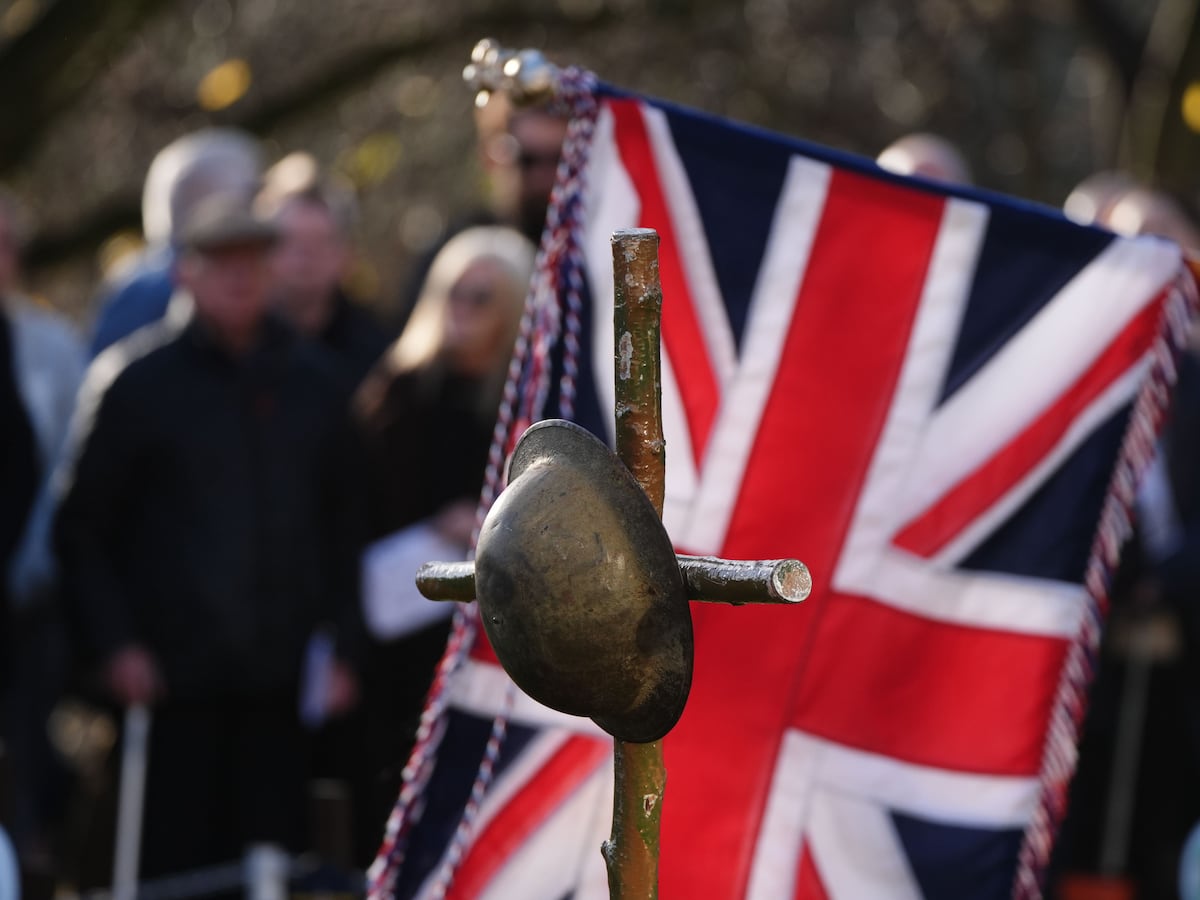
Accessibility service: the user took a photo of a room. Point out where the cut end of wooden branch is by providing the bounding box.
[770,559,812,603]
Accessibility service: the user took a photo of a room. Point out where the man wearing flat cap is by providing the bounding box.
[54,191,365,885]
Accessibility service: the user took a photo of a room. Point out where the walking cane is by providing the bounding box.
[113,704,151,900]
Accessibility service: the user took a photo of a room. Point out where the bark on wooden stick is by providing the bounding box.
[603,227,666,900]
[416,557,811,606]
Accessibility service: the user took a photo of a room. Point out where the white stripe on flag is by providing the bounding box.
[584,103,637,449]
[682,154,832,554]
[660,345,701,536]
[641,103,738,388]
[807,786,922,900]
[452,730,570,849]
[864,550,1089,637]
[748,730,1039,899]
[412,729,573,900]
[834,197,987,589]
[800,732,1040,826]
[897,235,1181,524]
[931,360,1151,567]
[827,198,1100,638]
[479,762,613,900]
[746,730,822,900]
[584,104,700,535]
[449,658,609,735]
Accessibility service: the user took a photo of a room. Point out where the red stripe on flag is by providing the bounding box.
[893,292,1168,557]
[445,735,610,900]
[659,170,946,898]
[795,844,830,900]
[792,592,1068,774]
[467,639,500,666]
[608,97,720,462]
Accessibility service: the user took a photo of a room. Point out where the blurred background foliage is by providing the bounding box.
[1,0,1199,323]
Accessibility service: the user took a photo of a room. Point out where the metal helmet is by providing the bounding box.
[474,419,693,743]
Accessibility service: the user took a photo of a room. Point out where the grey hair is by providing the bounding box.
[1063,171,1137,226]
[876,133,972,186]
[141,128,262,246]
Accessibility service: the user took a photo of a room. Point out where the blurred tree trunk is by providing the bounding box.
[1140,0,1200,195]
[1076,0,1200,197]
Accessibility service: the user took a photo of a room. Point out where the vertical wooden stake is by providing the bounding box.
[602,227,666,900]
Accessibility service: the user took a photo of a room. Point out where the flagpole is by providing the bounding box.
[603,228,667,899]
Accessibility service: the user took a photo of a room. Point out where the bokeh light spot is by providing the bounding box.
[197,58,252,111]
[1181,82,1200,134]
[338,134,404,188]
[401,203,446,252]
[396,75,439,118]
[97,230,146,280]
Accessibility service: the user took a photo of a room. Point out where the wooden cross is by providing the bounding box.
[416,229,810,898]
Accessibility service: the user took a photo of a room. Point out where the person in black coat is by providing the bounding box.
[0,196,39,695]
[54,192,365,883]
[0,311,38,698]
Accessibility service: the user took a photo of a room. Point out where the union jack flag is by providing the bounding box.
[372,81,1198,899]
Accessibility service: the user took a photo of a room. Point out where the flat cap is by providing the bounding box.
[179,191,277,252]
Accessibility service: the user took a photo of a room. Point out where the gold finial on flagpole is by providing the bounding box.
[462,38,560,107]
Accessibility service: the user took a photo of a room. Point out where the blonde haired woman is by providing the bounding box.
[357,224,534,538]
[354,225,535,832]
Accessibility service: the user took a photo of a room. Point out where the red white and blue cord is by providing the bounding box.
[366,66,599,900]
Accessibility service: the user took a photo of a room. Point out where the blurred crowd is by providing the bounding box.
[0,94,561,898]
[0,94,1199,900]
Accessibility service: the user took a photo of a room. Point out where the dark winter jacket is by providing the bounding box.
[55,312,366,699]
[355,366,496,541]
[318,291,391,390]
